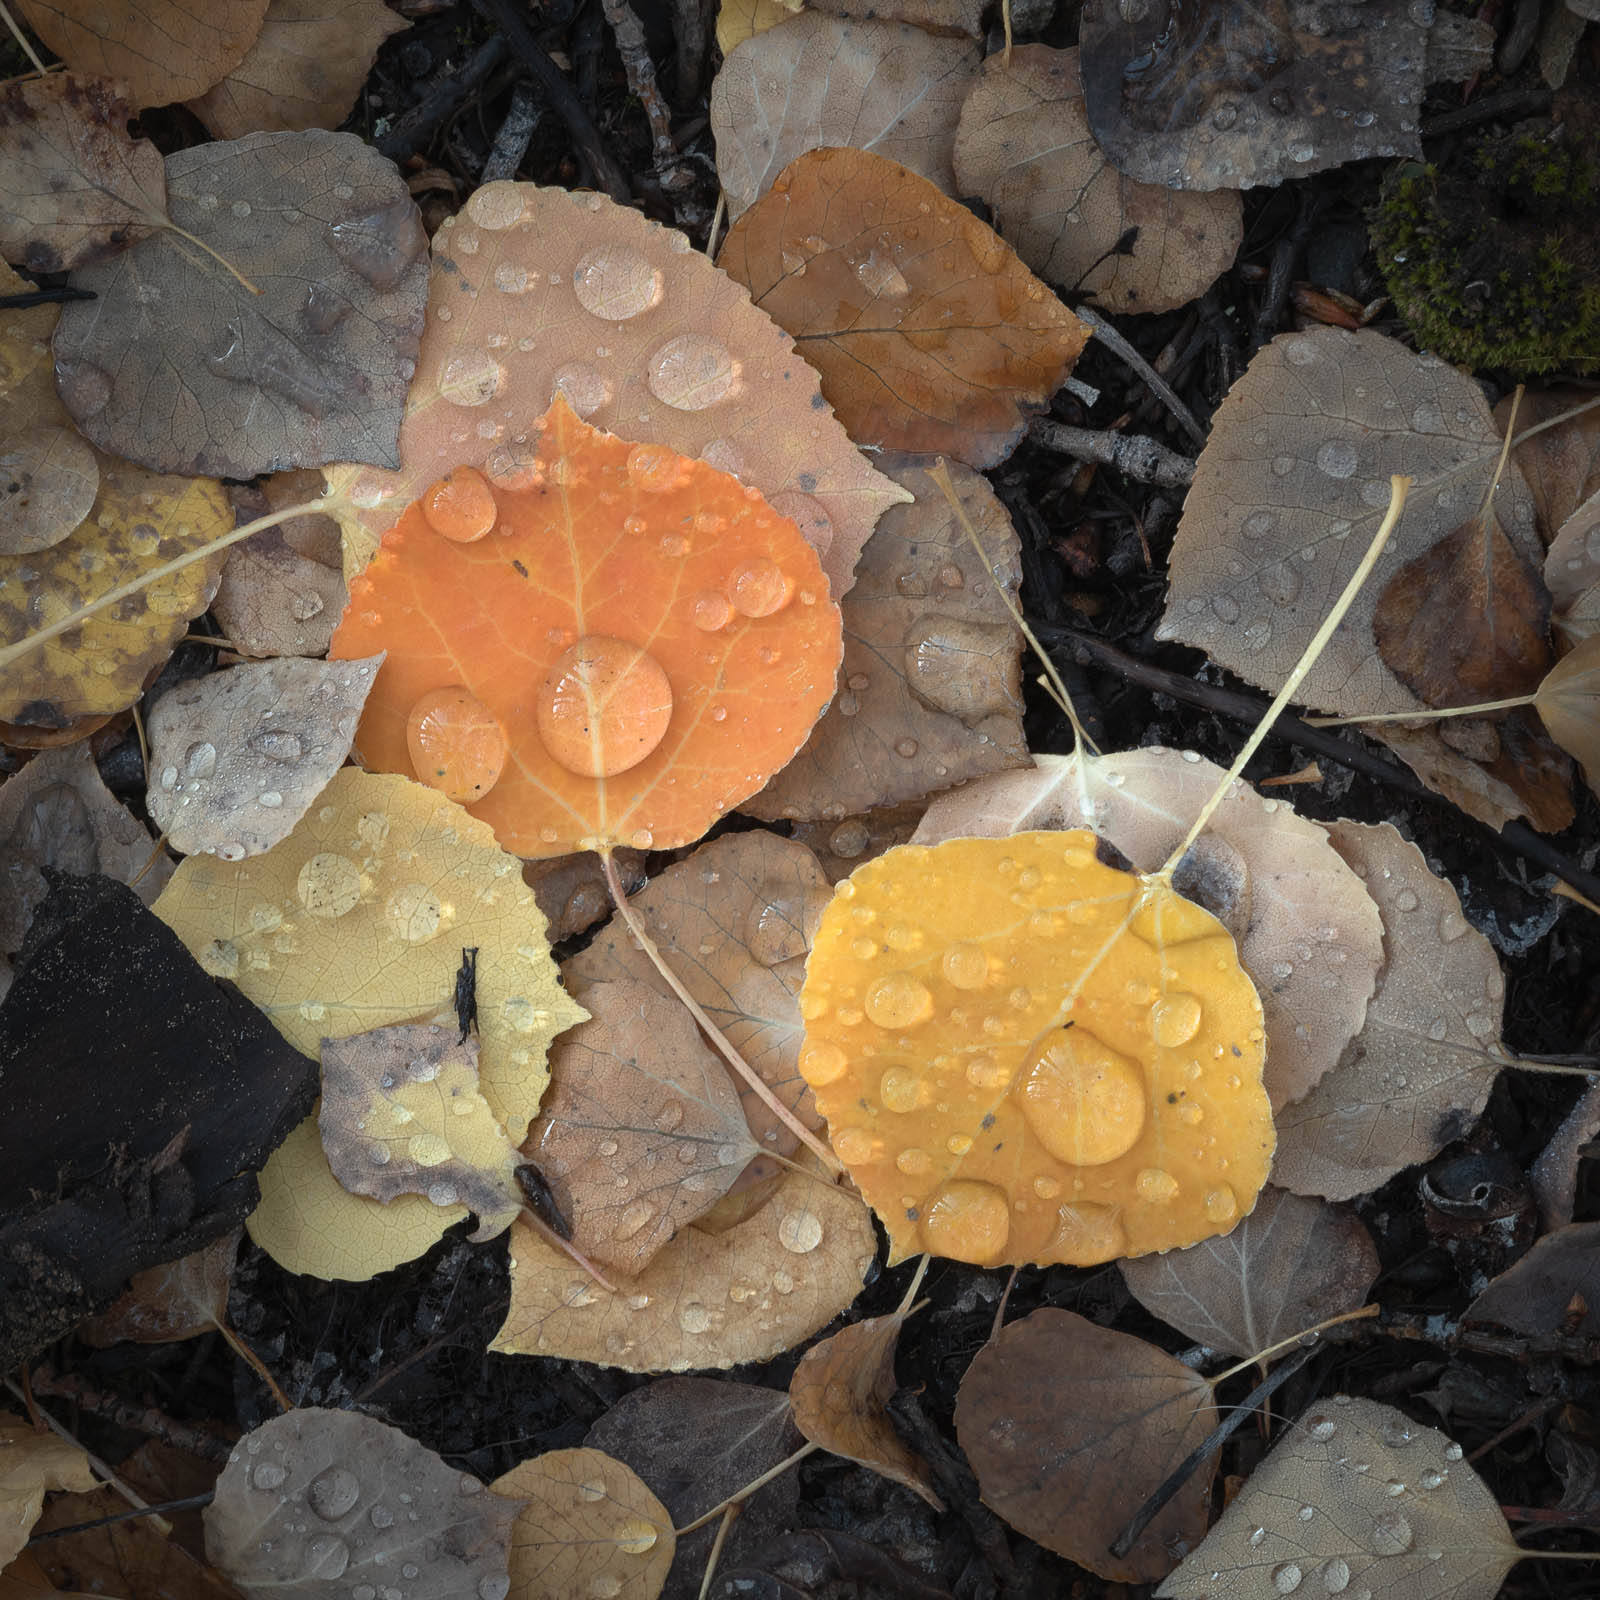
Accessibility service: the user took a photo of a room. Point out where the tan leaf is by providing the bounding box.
[1120,1186,1378,1359]
[0,741,170,954]
[952,47,1242,314]
[523,849,645,942]
[719,148,1089,467]
[492,1161,875,1371]
[204,1408,518,1599]
[1545,490,1600,646]
[914,748,1385,1110]
[54,131,429,479]
[1465,1220,1600,1337]
[528,978,757,1276]
[745,456,1028,822]
[1530,1080,1600,1229]
[789,801,926,881]
[145,655,381,859]
[0,74,167,274]
[12,0,271,109]
[790,1308,942,1507]
[1156,1398,1520,1600]
[954,1309,1216,1583]
[0,1414,97,1569]
[320,1024,524,1240]
[810,0,984,36]
[189,0,408,139]
[1535,632,1600,794]
[490,1448,673,1600]
[323,180,909,597]
[1498,386,1600,536]
[1272,821,1507,1202]
[710,15,979,218]
[79,1229,239,1346]
[0,426,98,556]
[565,832,830,1158]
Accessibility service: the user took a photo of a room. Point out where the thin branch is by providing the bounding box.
[1028,417,1196,487]
[1074,306,1207,448]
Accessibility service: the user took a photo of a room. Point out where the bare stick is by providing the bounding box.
[0,0,48,75]
[1206,1303,1379,1385]
[596,0,694,191]
[676,1441,819,1536]
[1028,417,1197,487]
[695,1504,738,1600]
[211,1317,293,1412]
[1075,306,1207,448]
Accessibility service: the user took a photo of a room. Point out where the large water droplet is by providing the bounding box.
[1272,1562,1304,1593]
[306,1535,350,1578]
[864,972,935,1029]
[572,244,665,320]
[385,881,442,943]
[921,1179,1010,1263]
[1315,440,1359,478]
[778,1209,823,1253]
[727,557,794,618]
[297,852,362,918]
[1016,1026,1147,1166]
[407,685,509,801]
[535,636,674,777]
[251,730,303,763]
[1150,992,1203,1047]
[439,350,506,407]
[1368,1509,1413,1554]
[309,1465,362,1519]
[647,335,739,410]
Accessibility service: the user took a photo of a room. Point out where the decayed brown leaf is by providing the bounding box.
[0,1415,97,1569]
[711,15,978,217]
[189,0,408,139]
[13,0,272,109]
[1499,387,1600,536]
[324,180,909,596]
[1157,1397,1520,1600]
[955,1309,1216,1582]
[1273,822,1508,1202]
[746,457,1027,822]
[1534,633,1600,794]
[79,1229,239,1345]
[1120,1185,1378,1358]
[145,655,381,858]
[523,849,645,941]
[54,130,428,479]
[1465,1220,1600,1337]
[1531,1080,1600,1229]
[718,147,1089,467]
[528,977,757,1276]
[1546,491,1600,645]
[952,47,1242,314]
[789,801,926,882]
[790,1307,942,1507]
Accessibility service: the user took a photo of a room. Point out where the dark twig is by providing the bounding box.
[671,0,709,101]
[25,1370,235,1465]
[1029,418,1196,487]
[1044,626,1600,909]
[29,1493,216,1544]
[375,35,507,162]
[480,80,541,182]
[1074,306,1207,448]
[1422,86,1552,138]
[598,0,694,191]
[1250,193,1320,353]
[0,286,96,308]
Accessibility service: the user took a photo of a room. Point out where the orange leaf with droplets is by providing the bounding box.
[330,396,843,858]
[797,831,1273,1267]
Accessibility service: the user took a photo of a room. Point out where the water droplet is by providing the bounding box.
[1258,562,1304,605]
[1419,1468,1444,1489]
[1150,993,1203,1047]
[252,1463,287,1490]
[1137,1168,1180,1202]
[1316,440,1359,478]
[536,636,673,777]
[385,881,442,943]
[572,244,665,320]
[306,1535,349,1578]
[921,1179,1010,1263]
[800,1040,848,1086]
[865,972,935,1028]
[778,1210,823,1253]
[251,730,303,763]
[1321,1556,1351,1593]
[309,1465,362,1519]
[691,590,734,631]
[1018,1027,1147,1166]
[439,350,506,407]
[478,1577,512,1600]
[647,335,739,410]
[1204,1185,1237,1222]
[552,362,612,417]
[1273,1562,1304,1593]
[614,1519,659,1554]
[184,741,217,780]
[727,557,793,617]
[1369,1509,1413,1554]
[258,790,283,808]
[1308,1415,1337,1440]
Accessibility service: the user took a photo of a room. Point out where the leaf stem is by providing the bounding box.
[0,0,49,76]
[1306,693,1537,727]
[1207,1303,1380,1385]
[160,219,264,295]
[211,1316,293,1412]
[675,1441,819,1536]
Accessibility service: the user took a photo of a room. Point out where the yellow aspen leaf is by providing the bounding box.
[0,1413,97,1569]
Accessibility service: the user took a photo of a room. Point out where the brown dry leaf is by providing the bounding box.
[565,832,830,1159]
[789,801,927,882]
[745,456,1028,822]
[1157,1397,1521,1600]
[809,0,984,36]
[79,1229,239,1345]
[189,0,408,139]
[144,654,382,859]
[1498,387,1600,536]
[492,1160,875,1371]
[790,1308,942,1507]
[583,1379,799,1600]
[320,1023,524,1240]
[491,1448,673,1600]
[954,1309,1216,1583]
[719,148,1089,468]
[1272,821,1508,1202]
[710,15,979,218]
[523,850,645,941]
[323,181,909,596]
[1530,1081,1600,1229]
[1120,1185,1378,1359]
[0,1551,101,1599]
[0,741,171,954]
[0,425,98,556]
[914,749,1385,1111]
[0,74,167,274]
[0,1414,97,1568]
[952,47,1242,314]
[205,1408,517,1600]
[1535,632,1600,794]
[1545,491,1600,646]
[1465,1220,1600,1337]
[54,130,428,479]
[1077,0,1428,190]
[527,978,758,1277]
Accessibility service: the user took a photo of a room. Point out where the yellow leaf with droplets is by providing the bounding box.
[797,831,1273,1267]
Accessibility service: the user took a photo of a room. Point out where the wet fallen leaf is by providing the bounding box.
[1077,0,1428,190]
[0,424,98,556]
[790,1306,942,1507]
[490,1448,673,1600]
[145,654,381,859]
[745,456,1028,822]
[1272,821,1507,1202]
[2,1550,111,1600]
[955,1309,1216,1582]
[583,1379,799,1600]
[1157,1397,1520,1600]
[492,1159,874,1371]
[0,1414,97,1568]
[718,147,1090,467]
[331,397,843,858]
[1465,1220,1600,1337]
[153,767,586,1279]
[564,832,830,1158]
[205,1407,518,1600]
[952,46,1242,313]
[320,1023,524,1240]
[0,741,171,954]
[1534,633,1600,795]
[13,0,271,109]
[799,831,1274,1267]
[789,801,926,882]
[323,180,909,597]
[1120,1185,1378,1358]
[527,977,757,1276]
[1530,1081,1600,1229]
[54,130,428,479]
[80,1228,239,1345]
[915,748,1385,1111]
[1499,387,1600,536]
[1546,491,1600,646]
[0,74,167,274]
[711,15,978,218]
[523,848,645,941]
[189,0,408,139]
